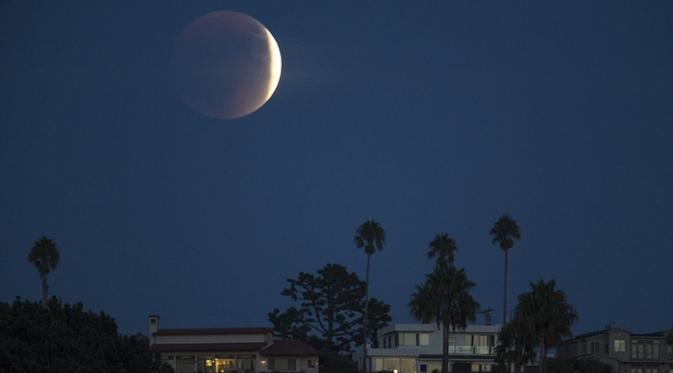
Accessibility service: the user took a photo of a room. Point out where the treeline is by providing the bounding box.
[0,297,172,373]
[266,217,588,373]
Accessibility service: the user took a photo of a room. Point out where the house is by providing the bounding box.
[353,323,501,373]
[148,315,320,373]
[558,323,673,373]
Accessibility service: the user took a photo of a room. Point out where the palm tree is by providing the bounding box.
[27,235,60,307]
[427,233,457,269]
[354,219,385,373]
[495,318,537,373]
[489,214,521,324]
[409,266,479,373]
[515,279,577,373]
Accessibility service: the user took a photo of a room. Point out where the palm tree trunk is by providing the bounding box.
[41,273,48,308]
[541,342,547,373]
[363,253,371,373]
[442,325,449,373]
[502,250,508,324]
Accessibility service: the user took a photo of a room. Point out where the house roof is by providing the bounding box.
[572,329,610,340]
[154,327,273,336]
[150,342,267,353]
[260,340,322,357]
[564,326,667,342]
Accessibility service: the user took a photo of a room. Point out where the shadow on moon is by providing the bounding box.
[173,11,282,120]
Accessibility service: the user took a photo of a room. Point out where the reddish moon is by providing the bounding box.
[173,11,282,120]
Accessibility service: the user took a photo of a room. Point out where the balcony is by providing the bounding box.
[448,346,495,355]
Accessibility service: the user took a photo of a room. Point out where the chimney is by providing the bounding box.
[148,314,160,345]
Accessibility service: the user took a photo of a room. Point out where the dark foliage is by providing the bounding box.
[0,297,171,373]
[268,263,391,354]
[547,358,612,373]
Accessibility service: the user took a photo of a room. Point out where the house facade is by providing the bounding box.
[148,315,320,373]
[558,323,673,373]
[353,323,501,373]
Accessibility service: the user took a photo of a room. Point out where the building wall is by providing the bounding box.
[159,352,318,373]
[356,324,501,373]
[559,326,673,373]
[261,356,319,373]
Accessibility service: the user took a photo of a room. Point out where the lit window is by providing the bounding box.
[614,339,626,352]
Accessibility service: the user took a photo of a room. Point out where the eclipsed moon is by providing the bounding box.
[173,11,282,120]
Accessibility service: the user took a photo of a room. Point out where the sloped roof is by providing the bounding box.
[260,340,322,357]
[150,342,266,353]
[154,327,272,336]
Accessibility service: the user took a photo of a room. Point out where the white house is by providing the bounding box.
[353,323,501,373]
[148,315,320,373]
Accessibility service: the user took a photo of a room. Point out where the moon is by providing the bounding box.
[173,11,282,120]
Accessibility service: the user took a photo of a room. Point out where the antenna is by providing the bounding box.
[479,308,495,326]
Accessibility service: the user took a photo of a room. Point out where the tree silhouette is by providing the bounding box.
[514,279,578,373]
[427,233,457,269]
[268,263,391,355]
[489,215,521,324]
[27,235,60,307]
[409,234,479,373]
[354,219,385,373]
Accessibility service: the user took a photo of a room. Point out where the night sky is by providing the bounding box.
[2,2,672,336]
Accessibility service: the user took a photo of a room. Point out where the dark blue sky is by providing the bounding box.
[2,1,672,336]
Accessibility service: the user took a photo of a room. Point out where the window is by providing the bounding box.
[653,344,659,360]
[395,334,400,347]
[400,358,416,373]
[307,360,316,368]
[401,333,418,346]
[638,344,645,359]
[591,342,599,353]
[375,358,384,371]
[470,363,492,372]
[420,364,428,373]
[269,359,296,371]
[615,339,626,352]
[647,345,653,360]
[384,358,400,372]
[419,333,430,346]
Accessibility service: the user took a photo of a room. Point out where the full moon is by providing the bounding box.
[173,11,282,120]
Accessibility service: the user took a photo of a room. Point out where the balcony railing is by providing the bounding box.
[448,346,495,355]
